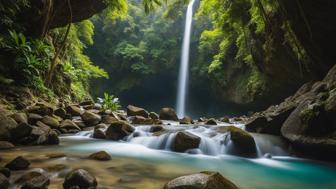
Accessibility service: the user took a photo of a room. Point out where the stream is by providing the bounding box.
[1,123,336,189]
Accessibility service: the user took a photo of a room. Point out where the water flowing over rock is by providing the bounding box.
[227,126,257,158]
[172,131,201,152]
[164,171,238,189]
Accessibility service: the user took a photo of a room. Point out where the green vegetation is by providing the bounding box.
[99,93,122,111]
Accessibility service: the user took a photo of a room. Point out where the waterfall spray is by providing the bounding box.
[176,0,196,118]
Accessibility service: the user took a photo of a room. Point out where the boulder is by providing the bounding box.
[37,130,59,145]
[27,102,54,116]
[93,124,108,139]
[88,151,111,161]
[164,171,238,189]
[60,120,81,133]
[28,113,43,125]
[0,173,9,189]
[127,105,149,118]
[0,168,10,178]
[0,116,17,140]
[5,156,30,170]
[66,105,84,116]
[80,100,94,106]
[0,141,15,150]
[41,116,59,129]
[159,108,178,121]
[220,116,230,123]
[150,125,163,133]
[205,118,217,125]
[172,132,201,152]
[10,122,33,140]
[21,175,50,189]
[10,113,28,124]
[131,116,159,125]
[105,121,135,140]
[149,112,159,120]
[101,115,119,124]
[63,169,97,189]
[245,116,268,133]
[227,126,257,157]
[179,116,194,124]
[81,111,101,126]
[54,108,68,119]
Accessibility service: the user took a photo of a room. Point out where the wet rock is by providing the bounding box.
[37,130,59,145]
[80,100,94,106]
[105,121,135,140]
[0,116,17,140]
[101,115,118,124]
[220,116,230,123]
[149,112,159,120]
[66,105,84,116]
[5,156,30,170]
[245,116,268,133]
[21,175,50,189]
[150,125,163,133]
[63,169,97,189]
[0,173,9,189]
[46,153,66,159]
[10,123,33,140]
[0,141,15,150]
[16,171,43,184]
[159,107,178,121]
[81,111,101,126]
[164,171,238,189]
[27,102,54,116]
[28,113,43,125]
[179,116,194,124]
[10,113,28,124]
[41,116,60,129]
[60,119,81,133]
[227,126,257,157]
[88,151,111,161]
[54,108,68,119]
[172,131,201,152]
[93,124,107,139]
[127,105,149,118]
[0,168,10,178]
[130,116,158,125]
[205,118,217,125]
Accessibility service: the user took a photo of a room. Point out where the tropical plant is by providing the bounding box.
[98,93,122,111]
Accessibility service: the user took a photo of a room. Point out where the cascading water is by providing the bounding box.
[176,0,196,118]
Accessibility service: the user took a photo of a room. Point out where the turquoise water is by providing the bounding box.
[59,135,336,189]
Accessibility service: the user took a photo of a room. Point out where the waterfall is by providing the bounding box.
[176,0,196,118]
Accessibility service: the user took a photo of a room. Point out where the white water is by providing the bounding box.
[176,0,196,118]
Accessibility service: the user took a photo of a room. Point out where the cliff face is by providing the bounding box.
[279,0,336,77]
[21,0,107,36]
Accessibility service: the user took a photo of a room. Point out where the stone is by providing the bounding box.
[37,130,59,145]
[10,122,33,140]
[149,112,159,120]
[172,132,201,153]
[0,168,10,178]
[245,116,268,133]
[10,113,28,124]
[5,156,30,170]
[101,115,119,124]
[54,108,67,119]
[0,116,17,141]
[0,173,9,189]
[60,119,81,133]
[0,141,15,150]
[28,113,43,125]
[179,116,194,124]
[227,126,257,157]
[220,116,230,123]
[159,107,178,121]
[105,121,135,140]
[66,105,84,116]
[81,111,101,126]
[21,175,50,189]
[80,100,94,106]
[150,125,163,133]
[93,124,107,139]
[127,105,149,118]
[88,151,111,161]
[27,102,54,116]
[130,116,156,125]
[164,171,238,189]
[63,169,97,189]
[41,116,60,129]
[205,118,217,125]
